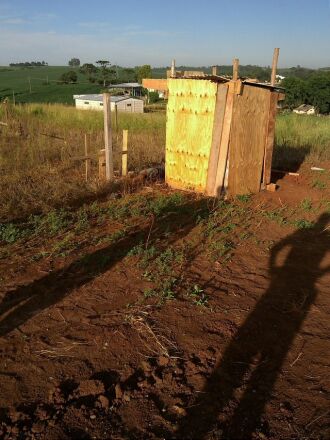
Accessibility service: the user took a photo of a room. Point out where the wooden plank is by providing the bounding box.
[142,78,168,91]
[122,129,128,176]
[205,83,228,196]
[103,93,113,180]
[271,48,280,86]
[213,81,235,197]
[84,134,90,182]
[228,85,271,195]
[165,79,218,192]
[233,58,239,81]
[263,92,279,186]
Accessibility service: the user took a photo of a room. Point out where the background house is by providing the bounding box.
[73,94,144,113]
[293,104,316,115]
[108,82,143,97]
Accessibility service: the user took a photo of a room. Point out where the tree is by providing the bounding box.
[135,65,151,84]
[306,72,330,114]
[80,63,98,75]
[281,77,307,108]
[68,58,80,67]
[96,60,112,86]
[59,70,78,84]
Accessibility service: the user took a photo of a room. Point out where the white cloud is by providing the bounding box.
[0,17,27,24]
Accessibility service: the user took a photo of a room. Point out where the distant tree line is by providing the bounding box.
[9,61,48,67]
[282,71,330,114]
[78,61,151,86]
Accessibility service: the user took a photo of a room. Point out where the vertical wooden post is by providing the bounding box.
[271,48,280,86]
[84,133,90,182]
[28,77,32,93]
[12,90,15,105]
[212,66,218,76]
[122,129,128,176]
[4,100,9,124]
[232,58,239,81]
[171,59,176,78]
[103,93,113,180]
[114,104,118,131]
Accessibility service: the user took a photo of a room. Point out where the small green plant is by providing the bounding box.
[187,284,209,306]
[312,179,326,190]
[293,219,313,229]
[263,209,287,226]
[236,194,251,203]
[0,223,23,244]
[300,198,312,211]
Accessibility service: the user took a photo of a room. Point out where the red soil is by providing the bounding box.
[0,164,329,439]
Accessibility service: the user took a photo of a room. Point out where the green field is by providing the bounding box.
[0,66,105,104]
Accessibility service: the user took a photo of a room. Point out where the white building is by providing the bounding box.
[293,104,316,115]
[73,94,144,113]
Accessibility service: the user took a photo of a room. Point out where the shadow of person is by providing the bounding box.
[177,212,330,439]
[0,198,208,338]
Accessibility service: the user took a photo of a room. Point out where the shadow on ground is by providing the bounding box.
[0,197,209,337]
[177,212,330,439]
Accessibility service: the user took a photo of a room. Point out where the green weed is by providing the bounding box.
[312,179,326,190]
[300,198,312,211]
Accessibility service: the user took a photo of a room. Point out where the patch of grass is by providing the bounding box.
[209,239,234,262]
[293,219,314,229]
[236,194,251,203]
[0,222,24,244]
[300,198,313,211]
[312,179,326,190]
[263,209,287,226]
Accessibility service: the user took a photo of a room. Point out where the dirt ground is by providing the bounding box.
[0,163,329,440]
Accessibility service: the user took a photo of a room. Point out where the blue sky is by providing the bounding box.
[0,0,329,67]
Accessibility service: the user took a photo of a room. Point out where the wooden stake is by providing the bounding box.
[114,104,118,131]
[232,58,239,81]
[271,48,280,86]
[212,66,218,76]
[84,133,90,182]
[28,77,32,93]
[103,93,113,180]
[12,90,15,105]
[122,129,128,176]
[171,59,176,78]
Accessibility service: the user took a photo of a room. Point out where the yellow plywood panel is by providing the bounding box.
[165,79,218,192]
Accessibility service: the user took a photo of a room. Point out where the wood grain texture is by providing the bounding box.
[263,92,279,186]
[103,93,113,180]
[213,82,235,197]
[205,83,228,196]
[166,79,218,192]
[228,85,271,195]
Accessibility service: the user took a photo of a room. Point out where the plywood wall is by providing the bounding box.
[166,79,218,192]
[228,86,271,195]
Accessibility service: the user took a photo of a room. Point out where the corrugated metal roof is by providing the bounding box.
[73,94,141,102]
[108,82,142,88]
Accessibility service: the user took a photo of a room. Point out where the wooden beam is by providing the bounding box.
[122,129,128,176]
[171,59,176,78]
[103,93,114,180]
[213,82,235,196]
[233,58,239,81]
[271,48,280,86]
[114,104,118,131]
[84,133,90,182]
[206,84,228,196]
[263,92,279,186]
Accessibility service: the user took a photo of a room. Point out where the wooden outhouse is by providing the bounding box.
[164,76,284,196]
